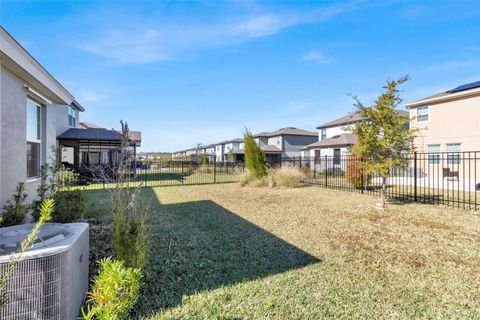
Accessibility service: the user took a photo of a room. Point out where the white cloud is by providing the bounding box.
[302,50,333,64]
[421,60,479,73]
[235,14,295,39]
[76,2,362,64]
[78,89,106,102]
[80,29,169,64]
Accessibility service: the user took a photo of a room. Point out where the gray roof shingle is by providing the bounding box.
[254,127,317,137]
[317,109,409,129]
[302,133,357,149]
[57,128,121,141]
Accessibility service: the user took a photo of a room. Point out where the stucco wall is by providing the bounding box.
[55,104,78,136]
[267,136,282,148]
[323,126,349,139]
[410,95,480,152]
[0,66,58,208]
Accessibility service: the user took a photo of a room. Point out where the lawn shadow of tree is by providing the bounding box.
[134,188,319,317]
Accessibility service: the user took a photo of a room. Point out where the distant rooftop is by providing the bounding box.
[317,109,409,129]
[254,127,317,137]
[79,121,104,129]
[302,133,357,150]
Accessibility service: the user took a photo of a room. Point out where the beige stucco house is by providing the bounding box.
[406,81,480,153]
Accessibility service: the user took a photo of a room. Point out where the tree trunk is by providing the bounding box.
[376,176,387,211]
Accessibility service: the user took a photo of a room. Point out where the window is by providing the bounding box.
[417,106,429,122]
[276,137,281,145]
[446,143,461,165]
[68,106,76,126]
[26,99,41,178]
[321,129,326,140]
[333,148,341,165]
[427,144,440,165]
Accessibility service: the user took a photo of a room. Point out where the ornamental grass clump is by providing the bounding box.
[271,165,303,188]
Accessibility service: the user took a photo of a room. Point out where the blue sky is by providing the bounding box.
[1,1,480,151]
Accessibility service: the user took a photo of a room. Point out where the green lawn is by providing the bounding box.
[84,184,480,319]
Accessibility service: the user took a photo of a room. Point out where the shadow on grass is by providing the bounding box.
[134,188,319,317]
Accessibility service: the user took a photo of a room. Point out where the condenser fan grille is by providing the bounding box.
[0,251,69,320]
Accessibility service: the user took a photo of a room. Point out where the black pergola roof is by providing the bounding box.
[57,128,121,141]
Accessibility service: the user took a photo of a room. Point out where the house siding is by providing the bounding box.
[282,135,318,157]
[0,64,69,208]
[410,95,480,152]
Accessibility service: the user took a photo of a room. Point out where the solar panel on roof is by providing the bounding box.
[450,81,480,93]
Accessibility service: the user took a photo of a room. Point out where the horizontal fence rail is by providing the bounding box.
[277,152,480,210]
[59,152,480,210]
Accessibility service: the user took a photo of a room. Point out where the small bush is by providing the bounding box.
[1,183,29,227]
[82,258,142,320]
[52,190,85,223]
[346,144,371,189]
[244,130,267,179]
[271,166,303,188]
[346,156,369,189]
[57,166,79,189]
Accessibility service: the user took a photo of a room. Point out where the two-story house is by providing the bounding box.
[302,109,409,161]
[405,81,480,154]
[253,127,317,162]
[0,27,84,207]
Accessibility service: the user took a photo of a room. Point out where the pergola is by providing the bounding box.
[57,128,140,176]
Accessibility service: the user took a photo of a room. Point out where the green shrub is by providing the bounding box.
[82,258,142,320]
[1,183,29,227]
[57,166,79,189]
[111,121,150,270]
[52,190,85,223]
[32,165,50,222]
[244,129,267,179]
[112,189,149,270]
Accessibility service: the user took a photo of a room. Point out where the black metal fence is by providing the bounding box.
[59,152,480,210]
[277,152,480,210]
[58,161,244,191]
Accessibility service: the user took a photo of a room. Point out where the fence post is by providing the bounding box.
[414,151,418,202]
[324,155,328,188]
[360,156,364,194]
[144,166,147,187]
[181,162,184,185]
[214,158,217,183]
